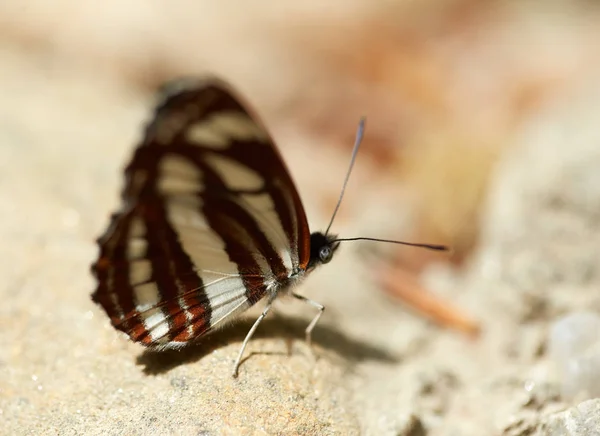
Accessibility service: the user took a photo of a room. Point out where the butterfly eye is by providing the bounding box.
[319,246,333,264]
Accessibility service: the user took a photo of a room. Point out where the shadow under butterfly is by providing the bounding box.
[137,315,399,376]
[91,77,447,377]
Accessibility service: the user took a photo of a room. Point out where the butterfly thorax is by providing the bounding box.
[266,232,338,299]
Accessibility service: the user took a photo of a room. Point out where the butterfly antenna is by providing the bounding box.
[331,237,449,252]
[325,117,366,236]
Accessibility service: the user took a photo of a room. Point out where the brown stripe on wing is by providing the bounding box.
[127,144,289,282]
[97,146,273,345]
[115,271,259,346]
[216,133,310,271]
[139,79,311,270]
[92,200,212,346]
[92,209,140,331]
[200,195,270,305]
[196,159,290,281]
[139,201,211,344]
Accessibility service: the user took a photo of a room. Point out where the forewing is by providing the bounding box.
[92,78,310,348]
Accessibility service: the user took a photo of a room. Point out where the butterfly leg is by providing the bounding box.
[232,301,273,378]
[292,293,324,347]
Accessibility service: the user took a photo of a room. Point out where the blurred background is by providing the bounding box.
[3,0,599,264]
[3,0,600,434]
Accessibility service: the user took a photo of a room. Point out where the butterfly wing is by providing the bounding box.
[92,78,311,348]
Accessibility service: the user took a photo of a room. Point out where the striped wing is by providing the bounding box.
[92,78,311,348]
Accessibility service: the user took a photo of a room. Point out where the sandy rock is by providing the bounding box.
[541,399,600,436]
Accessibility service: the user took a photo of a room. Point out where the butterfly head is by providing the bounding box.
[307,232,341,271]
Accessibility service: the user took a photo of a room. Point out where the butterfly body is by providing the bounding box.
[91,78,337,372]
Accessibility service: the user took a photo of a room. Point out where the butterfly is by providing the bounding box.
[91,77,446,377]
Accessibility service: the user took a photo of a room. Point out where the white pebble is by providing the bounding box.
[548,311,600,399]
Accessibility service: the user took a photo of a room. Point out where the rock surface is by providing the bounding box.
[542,399,600,436]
